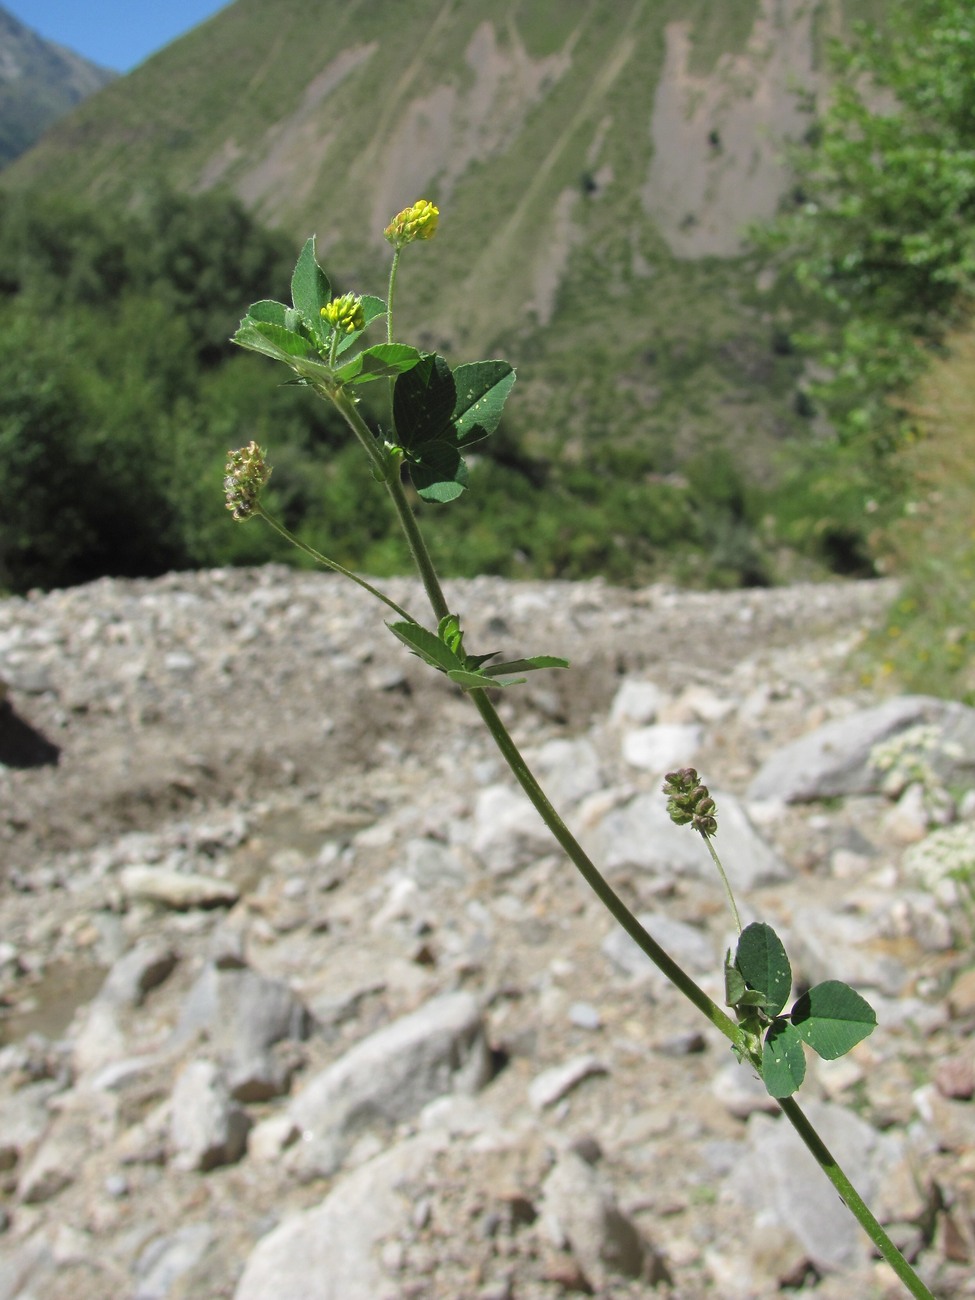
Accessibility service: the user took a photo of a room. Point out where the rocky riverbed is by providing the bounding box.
[1,566,974,1299]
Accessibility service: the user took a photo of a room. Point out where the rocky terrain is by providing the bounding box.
[1,565,974,1299]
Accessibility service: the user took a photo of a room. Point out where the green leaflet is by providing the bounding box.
[791,981,877,1060]
[734,922,792,1017]
[335,343,423,385]
[451,361,516,446]
[761,1019,806,1097]
[290,236,331,343]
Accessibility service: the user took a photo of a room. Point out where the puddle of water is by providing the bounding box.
[0,962,105,1046]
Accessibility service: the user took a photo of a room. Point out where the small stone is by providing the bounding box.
[540,1151,663,1289]
[134,1222,214,1300]
[935,1054,975,1101]
[119,866,239,910]
[99,939,178,1007]
[18,1118,87,1204]
[947,967,975,1019]
[529,1055,608,1111]
[609,679,664,727]
[248,1114,300,1164]
[621,723,702,773]
[169,1059,250,1172]
[568,1002,602,1031]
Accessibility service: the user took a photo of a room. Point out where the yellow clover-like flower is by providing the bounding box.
[321,292,365,335]
[384,199,439,249]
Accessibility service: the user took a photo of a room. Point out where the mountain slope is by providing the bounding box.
[0,0,880,548]
[0,5,115,168]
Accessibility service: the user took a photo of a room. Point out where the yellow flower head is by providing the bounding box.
[384,199,439,249]
[321,292,366,335]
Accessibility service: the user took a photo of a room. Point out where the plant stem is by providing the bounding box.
[329,384,394,481]
[471,687,742,1042]
[386,248,401,348]
[255,505,416,622]
[702,834,742,934]
[324,365,934,1300]
[375,463,934,1299]
[383,468,452,623]
[779,1097,936,1300]
[386,248,402,424]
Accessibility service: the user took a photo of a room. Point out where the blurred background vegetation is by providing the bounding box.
[0,0,971,701]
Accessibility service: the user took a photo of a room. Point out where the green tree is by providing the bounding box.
[759,0,975,457]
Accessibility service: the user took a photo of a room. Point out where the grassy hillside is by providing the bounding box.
[1,2,865,487]
[2,0,914,594]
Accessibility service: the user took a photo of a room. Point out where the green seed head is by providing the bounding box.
[662,766,718,837]
[224,441,271,521]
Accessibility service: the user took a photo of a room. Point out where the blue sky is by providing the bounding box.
[6,1,231,73]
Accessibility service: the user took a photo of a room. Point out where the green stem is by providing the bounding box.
[779,1097,936,1300]
[386,247,402,422]
[254,504,415,622]
[383,466,451,623]
[321,361,933,1300]
[470,687,742,1043]
[387,248,401,348]
[329,384,393,481]
[331,383,451,623]
[702,834,742,934]
[377,471,934,1300]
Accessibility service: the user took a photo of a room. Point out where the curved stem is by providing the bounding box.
[254,505,415,622]
[470,687,742,1043]
[319,364,934,1300]
[779,1097,936,1300]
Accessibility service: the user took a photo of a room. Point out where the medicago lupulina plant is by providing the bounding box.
[227,202,934,1300]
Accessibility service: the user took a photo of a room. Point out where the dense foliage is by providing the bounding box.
[758,0,975,459]
[753,0,975,696]
[1,188,767,595]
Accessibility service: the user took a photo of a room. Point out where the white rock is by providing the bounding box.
[169,1059,250,1172]
[471,784,552,875]
[540,1150,658,1289]
[748,695,975,803]
[609,679,665,726]
[119,865,239,910]
[528,1055,608,1110]
[622,723,703,773]
[288,991,491,1175]
[234,1133,445,1300]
